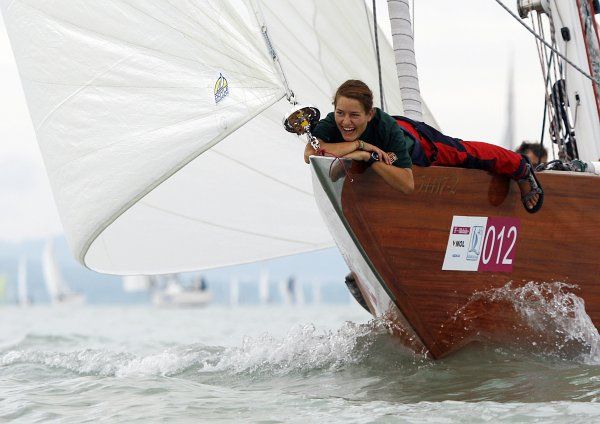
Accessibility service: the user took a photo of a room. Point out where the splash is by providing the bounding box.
[0,320,389,377]
[0,346,206,377]
[203,320,384,375]
[459,281,600,362]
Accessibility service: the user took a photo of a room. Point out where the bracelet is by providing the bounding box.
[358,140,365,150]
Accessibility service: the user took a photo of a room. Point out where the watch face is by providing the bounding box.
[372,152,379,161]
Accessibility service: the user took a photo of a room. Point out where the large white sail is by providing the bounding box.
[1,0,427,274]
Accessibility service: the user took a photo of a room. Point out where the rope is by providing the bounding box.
[493,0,600,85]
[372,0,385,112]
[316,149,355,183]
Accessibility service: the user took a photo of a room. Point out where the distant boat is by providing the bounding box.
[42,240,85,305]
[0,274,6,304]
[17,256,29,306]
[311,279,322,305]
[258,269,270,304]
[152,274,212,308]
[229,276,239,307]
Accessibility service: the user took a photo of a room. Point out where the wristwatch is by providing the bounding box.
[367,151,379,165]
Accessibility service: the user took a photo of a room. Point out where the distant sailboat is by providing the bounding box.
[151,274,212,308]
[0,274,6,305]
[42,240,85,305]
[258,268,270,304]
[311,279,322,305]
[294,279,305,306]
[17,256,29,306]
[229,276,240,307]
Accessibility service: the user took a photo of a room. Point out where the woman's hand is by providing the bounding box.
[359,141,391,165]
[304,143,317,164]
[343,150,371,162]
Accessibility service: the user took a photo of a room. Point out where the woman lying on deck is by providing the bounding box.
[303,79,544,213]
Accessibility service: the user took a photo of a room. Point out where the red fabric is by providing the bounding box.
[440,140,524,178]
[396,120,526,179]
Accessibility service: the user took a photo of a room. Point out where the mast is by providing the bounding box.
[387,0,423,120]
[502,55,516,150]
[518,0,600,161]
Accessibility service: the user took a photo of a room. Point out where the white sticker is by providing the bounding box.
[442,216,488,271]
[442,215,521,272]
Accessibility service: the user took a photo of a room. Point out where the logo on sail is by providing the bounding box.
[214,73,229,104]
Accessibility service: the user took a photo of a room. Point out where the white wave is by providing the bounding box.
[0,345,208,377]
[0,320,383,377]
[203,321,382,375]
[461,281,600,363]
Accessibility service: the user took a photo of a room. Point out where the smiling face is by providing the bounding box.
[334,96,374,142]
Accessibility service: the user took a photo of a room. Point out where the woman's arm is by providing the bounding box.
[371,162,414,194]
[344,150,414,194]
[304,140,358,164]
[304,140,390,164]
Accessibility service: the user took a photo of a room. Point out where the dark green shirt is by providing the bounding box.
[312,108,414,168]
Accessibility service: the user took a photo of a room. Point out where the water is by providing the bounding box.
[2,300,600,422]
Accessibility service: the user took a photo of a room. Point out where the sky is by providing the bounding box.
[0,1,567,246]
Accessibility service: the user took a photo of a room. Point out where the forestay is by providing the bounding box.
[1,0,432,274]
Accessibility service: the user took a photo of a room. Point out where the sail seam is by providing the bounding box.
[210,149,314,197]
[79,92,287,267]
[140,201,323,247]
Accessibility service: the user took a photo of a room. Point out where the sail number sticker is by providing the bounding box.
[442,216,520,272]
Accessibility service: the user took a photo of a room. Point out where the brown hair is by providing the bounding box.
[334,80,373,113]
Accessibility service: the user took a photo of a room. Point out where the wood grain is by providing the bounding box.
[341,164,600,358]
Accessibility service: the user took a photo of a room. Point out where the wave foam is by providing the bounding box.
[203,321,382,375]
[462,281,600,363]
[0,320,387,377]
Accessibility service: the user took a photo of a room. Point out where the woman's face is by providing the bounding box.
[334,96,374,142]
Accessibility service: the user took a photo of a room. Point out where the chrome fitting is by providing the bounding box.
[517,0,550,18]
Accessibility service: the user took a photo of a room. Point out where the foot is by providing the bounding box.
[517,164,544,213]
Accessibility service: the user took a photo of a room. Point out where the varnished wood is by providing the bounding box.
[341,164,600,358]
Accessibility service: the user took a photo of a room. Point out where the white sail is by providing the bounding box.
[229,276,240,306]
[42,240,85,305]
[17,255,28,306]
[311,278,321,305]
[294,279,305,305]
[258,268,269,304]
[0,0,425,275]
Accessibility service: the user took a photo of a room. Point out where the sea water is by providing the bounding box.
[2,289,600,423]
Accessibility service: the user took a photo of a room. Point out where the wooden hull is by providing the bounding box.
[310,156,600,359]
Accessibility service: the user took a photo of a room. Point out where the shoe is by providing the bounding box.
[518,159,544,213]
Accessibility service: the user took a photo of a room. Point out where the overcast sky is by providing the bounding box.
[0,1,578,243]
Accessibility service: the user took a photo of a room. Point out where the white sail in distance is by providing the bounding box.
[17,255,28,306]
[258,268,269,304]
[1,0,432,274]
[42,240,85,304]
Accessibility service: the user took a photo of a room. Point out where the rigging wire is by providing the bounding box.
[539,51,555,156]
[372,0,385,112]
[493,0,600,85]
